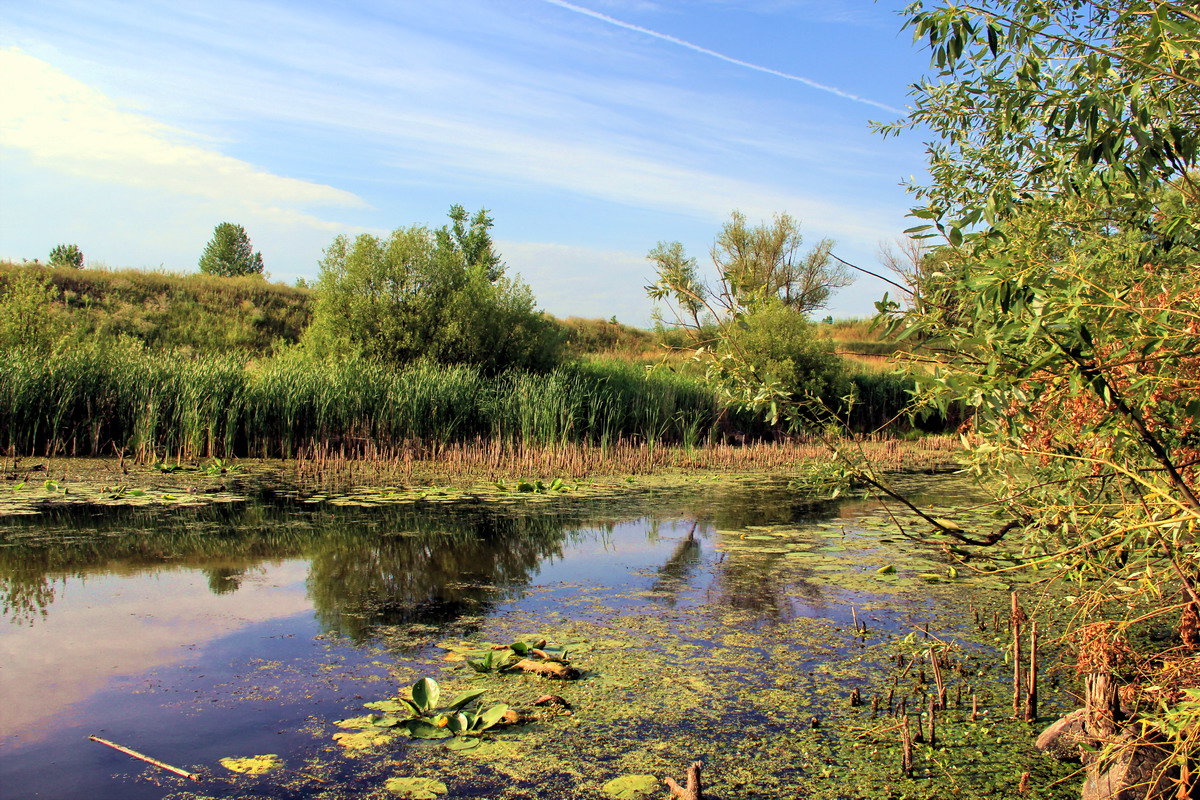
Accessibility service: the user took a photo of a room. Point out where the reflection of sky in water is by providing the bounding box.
[0,476,993,799]
[0,562,311,742]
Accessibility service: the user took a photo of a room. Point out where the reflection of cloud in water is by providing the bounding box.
[0,562,310,743]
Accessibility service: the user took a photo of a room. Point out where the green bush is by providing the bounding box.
[305,209,563,373]
[48,244,83,269]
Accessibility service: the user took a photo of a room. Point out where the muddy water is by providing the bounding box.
[0,476,1076,799]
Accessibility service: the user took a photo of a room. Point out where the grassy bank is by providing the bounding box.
[0,261,312,353]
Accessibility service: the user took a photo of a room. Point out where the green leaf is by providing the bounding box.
[444,736,481,752]
[384,777,448,798]
[446,688,486,710]
[411,677,439,712]
[601,774,660,799]
[403,719,453,739]
[475,704,511,731]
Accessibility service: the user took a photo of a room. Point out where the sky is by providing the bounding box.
[0,0,933,325]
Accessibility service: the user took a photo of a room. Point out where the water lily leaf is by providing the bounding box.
[335,714,381,729]
[477,703,510,730]
[404,719,453,739]
[365,699,418,714]
[219,754,282,775]
[446,688,486,710]
[602,774,660,799]
[384,777,448,798]
[444,736,481,752]
[876,564,896,574]
[411,677,439,712]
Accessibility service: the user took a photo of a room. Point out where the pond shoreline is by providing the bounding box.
[0,437,962,518]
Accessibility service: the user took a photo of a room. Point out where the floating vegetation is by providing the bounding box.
[336,678,517,754]
[384,776,449,797]
[601,774,659,798]
[218,754,283,775]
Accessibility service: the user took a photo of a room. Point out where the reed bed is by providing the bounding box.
[292,435,962,488]
[0,342,947,460]
[0,344,754,459]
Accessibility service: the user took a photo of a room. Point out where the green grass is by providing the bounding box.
[0,343,756,458]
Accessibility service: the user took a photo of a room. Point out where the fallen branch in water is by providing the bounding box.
[666,761,703,800]
[88,736,198,781]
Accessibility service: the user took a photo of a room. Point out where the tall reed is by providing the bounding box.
[0,344,945,459]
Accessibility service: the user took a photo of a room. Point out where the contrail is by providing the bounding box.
[538,0,903,116]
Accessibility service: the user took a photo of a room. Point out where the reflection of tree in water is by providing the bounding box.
[649,521,702,607]
[0,501,584,638]
[0,476,884,630]
[305,508,578,642]
[714,548,829,621]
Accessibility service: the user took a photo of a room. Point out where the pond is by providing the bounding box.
[0,474,1077,799]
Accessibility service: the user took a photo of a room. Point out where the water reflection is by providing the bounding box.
[0,483,854,633]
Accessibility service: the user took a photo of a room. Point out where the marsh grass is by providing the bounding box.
[0,344,761,459]
[292,435,961,489]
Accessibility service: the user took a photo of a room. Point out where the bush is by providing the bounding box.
[49,244,83,269]
[713,300,847,427]
[305,209,563,373]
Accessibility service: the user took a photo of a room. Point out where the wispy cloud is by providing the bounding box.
[0,48,366,229]
[537,0,902,114]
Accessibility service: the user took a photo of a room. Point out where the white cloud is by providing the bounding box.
[501,240,656,323]
[0,48,366,230]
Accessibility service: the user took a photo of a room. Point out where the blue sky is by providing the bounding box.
[0,0,931,324]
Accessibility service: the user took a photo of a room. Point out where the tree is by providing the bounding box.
[198,223,264,277]
[48,244,83,269]
[436,204,504,281]
[648,212,847,327]
[872,2,1200,792]
[305,207,562,373]
[646,212,846,426]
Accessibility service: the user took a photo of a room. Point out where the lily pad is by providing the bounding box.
[444,736,482,751]
[385,777,449,798]
[333,729,397,750]
[602,774,660,799]
[219,754,283,775]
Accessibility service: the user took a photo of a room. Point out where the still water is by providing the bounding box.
[0,476,1044,800]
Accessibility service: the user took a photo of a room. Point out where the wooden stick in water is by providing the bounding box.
[1025,619,1039,722]
[1011,592,1023,719]
[88,736,199,781]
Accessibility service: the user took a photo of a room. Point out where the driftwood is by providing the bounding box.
[666,761,703,800]
[510,658,580,680]
[532,694,572,709]
[88,736,198,781]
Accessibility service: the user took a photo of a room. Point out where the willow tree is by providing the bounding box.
[876,1,1199,792]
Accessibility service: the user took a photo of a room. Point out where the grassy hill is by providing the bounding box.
[0,262,312,353]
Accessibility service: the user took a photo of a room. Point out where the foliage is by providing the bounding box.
[198,222,264,277]
[648,211,847,326]
[48,243,83,269]
[875,0,1200,789]
[647,213,851,428]
[0,343,752,458]
[0,269,66,351]
[436,204,504,281]
[305,207,563,373]
[711,300,847,428]
[346,677,510,745]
